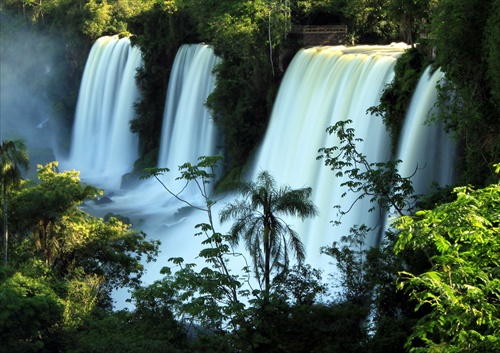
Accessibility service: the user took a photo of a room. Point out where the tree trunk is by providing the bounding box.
[264,225,270,300]
[3,182,8,266]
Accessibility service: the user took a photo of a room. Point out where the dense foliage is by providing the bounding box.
[369,47,428,152]
[0,159,161,351]
[395,167,500,352]
[2,0,500,351]
[429,0,500,185]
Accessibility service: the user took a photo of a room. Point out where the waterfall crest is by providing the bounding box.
[63,36,142,190]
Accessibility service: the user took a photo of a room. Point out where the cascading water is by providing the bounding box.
[62,36,142,190]
[396,66,456,197]
[106,43,222,212]
[158,44,221,169]
[72,43,224,289]
[60,38,458,307]
[248,45,408,270]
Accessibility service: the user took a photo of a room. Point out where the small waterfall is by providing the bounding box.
[158,44,221,170]
[110,44,222,213]
[90,43,223,296]
[396,66,456,196]
[248,44,408,269]
[63,36,142,190]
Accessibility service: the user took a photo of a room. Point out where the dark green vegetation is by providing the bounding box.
[1,139,29,266]
[368,47,429,153]
[220,170,319,298]
[395,169,500,352]
[2,0,500,352]
[1,157,161,352]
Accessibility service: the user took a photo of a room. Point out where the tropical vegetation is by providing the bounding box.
[1,0,499,352]
[1,139,29,266]
[220,170,318,298]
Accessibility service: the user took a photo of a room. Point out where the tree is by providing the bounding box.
[143,156,249,334]
[69,286,187,353]
[8,162,160,309]
[317,121,433,351]
[1,139,29,266]
[388,0,435,47]
[0,266,64,353]
[8,161,100,266]
[219,170,318,298]
[429,0,500,186]
[317,119,418,220]
[394,166,500,352]
[233,264,368,353]
[338,0,398,44]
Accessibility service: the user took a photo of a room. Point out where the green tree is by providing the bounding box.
[388,0,435,47]
[317,119,418,220]
[69,288,187,353]
[143,156,249,335]
[219,171,318,298]
[0,160,161,349]
[1,139,29,266]
[8,161,100,266]
[338,0,398,44]
[0,266,64,353]
[317,121,434,351]
[8,162,160,309]
[234,264,368,353]
[394,167,500,352]
[429,0,500,186]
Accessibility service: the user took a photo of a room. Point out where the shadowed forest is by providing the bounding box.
[1,0,499,352]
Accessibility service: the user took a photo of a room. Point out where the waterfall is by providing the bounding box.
[396,66,456,196]
[248,45,408,269]
[91,43,223,298]
[158,44,221,170]
[106,43,222,214]
[63,36,142,190]
[59,38,458,306]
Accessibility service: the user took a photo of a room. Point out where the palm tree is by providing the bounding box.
[219,171,318,297]
[1,139,29,266]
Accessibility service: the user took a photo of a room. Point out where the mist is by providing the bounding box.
[0,13,72,177]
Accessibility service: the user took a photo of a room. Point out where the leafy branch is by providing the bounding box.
[317,119,421,222]
[142,156,253,330]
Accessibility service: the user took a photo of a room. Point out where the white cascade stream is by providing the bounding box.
[396,66,456,197]
[62,36,142,190]
[248,45,410,270]
[158,44,221,169]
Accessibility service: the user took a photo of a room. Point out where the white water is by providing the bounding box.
[158,44,221,168]
[102,44,222,213]
[247,45,410,270]
[62,36,142,190]
[396,66,456,197]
